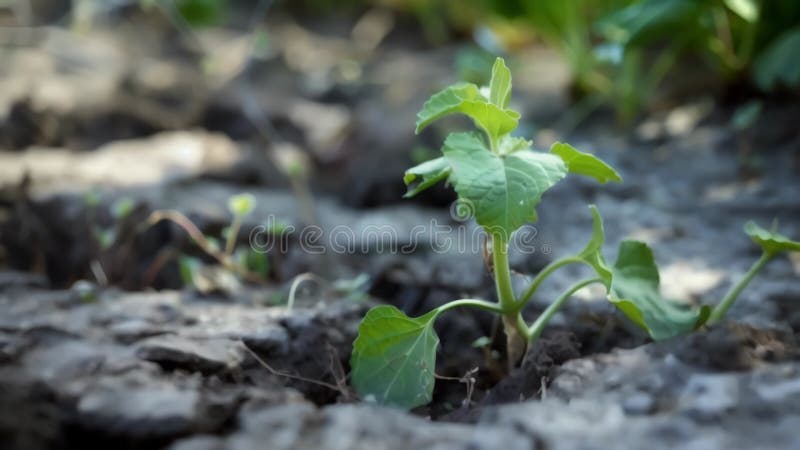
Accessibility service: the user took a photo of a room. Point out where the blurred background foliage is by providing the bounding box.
[24,0,795,123]
[156,0,799,123]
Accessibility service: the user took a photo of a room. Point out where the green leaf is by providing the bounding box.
[415,83,519,140]
[177,0,225,27]
[597,0,703,46]
[744,221,800,256]
[178,254,202,288]
[489,57,512,108]
[498,135,532,155]
[609,240,710,340]
[754,27,800,91]
[551,142,622,183]
[443,132,567,236]
[111,197,135,220]
[724,0,759,22]
[228,193,256,217]
[578,205,612,285]
[237,248,270,278]
[350,305,440,409]
[459,101,519,140]
[415,83,483,134]
[403,157,451,198]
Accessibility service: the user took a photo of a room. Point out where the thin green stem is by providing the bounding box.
[225,216,242,256]
[708,251,773,324]
[492,234,529,366]
[435,298,505,315]
[492,235,517,313]
[526,277,602,342]
[516,256,587,309]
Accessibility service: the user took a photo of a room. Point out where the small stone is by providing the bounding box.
[622,392,656,415]
[77,384,200,439]
[169,435,225,450]
[680,374,739,421]
[110,319,167,344]
[136,335,243,374]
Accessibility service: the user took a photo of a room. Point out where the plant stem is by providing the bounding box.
[516,256,586,308]
[708,251,772,324]
[225,215,242,256]
[492,235,517,312]
[436,299,506,315]
[492,235,527,368]
[527,277,602,342]
[145,210,266,285]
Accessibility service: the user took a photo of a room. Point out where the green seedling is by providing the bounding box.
[147,192,269,289]
[349,57,799,410]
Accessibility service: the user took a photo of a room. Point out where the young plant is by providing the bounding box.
[145,192,269,289]
[349,57,799,410]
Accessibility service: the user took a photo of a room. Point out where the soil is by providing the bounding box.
[1,4,799,450]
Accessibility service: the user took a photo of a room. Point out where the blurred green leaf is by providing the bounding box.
[176,0,225,27]
[237,248,270,278]
[725,0,759,22]
[96,229,116,250]
[744,221,800,256]
[731,100,762,131]
[178,254,202,288]
[578,205,612,285]
[754,27,800,91]
[111,197,135,220]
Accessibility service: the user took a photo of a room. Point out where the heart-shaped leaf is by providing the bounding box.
[609,240,710,340]
[744,221,800,256]
[403,157,451,198]
[442,132,567,236]
[350,306,440,409]
[551,142,622,184]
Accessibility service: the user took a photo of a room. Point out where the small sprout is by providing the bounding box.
[272,142,311,179]
[71,280,97,303]
[235,247,270,278]
[178,254,202,289]
[96,229,116,251]
[227,193,256,218]
[84,190,102,208]
[111,197,135,220]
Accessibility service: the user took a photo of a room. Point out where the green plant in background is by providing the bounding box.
[369,0,800,121]
[146,192,270,289]
[139,0,227,27]
[349,57,799,409]
[707,221,800,324]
